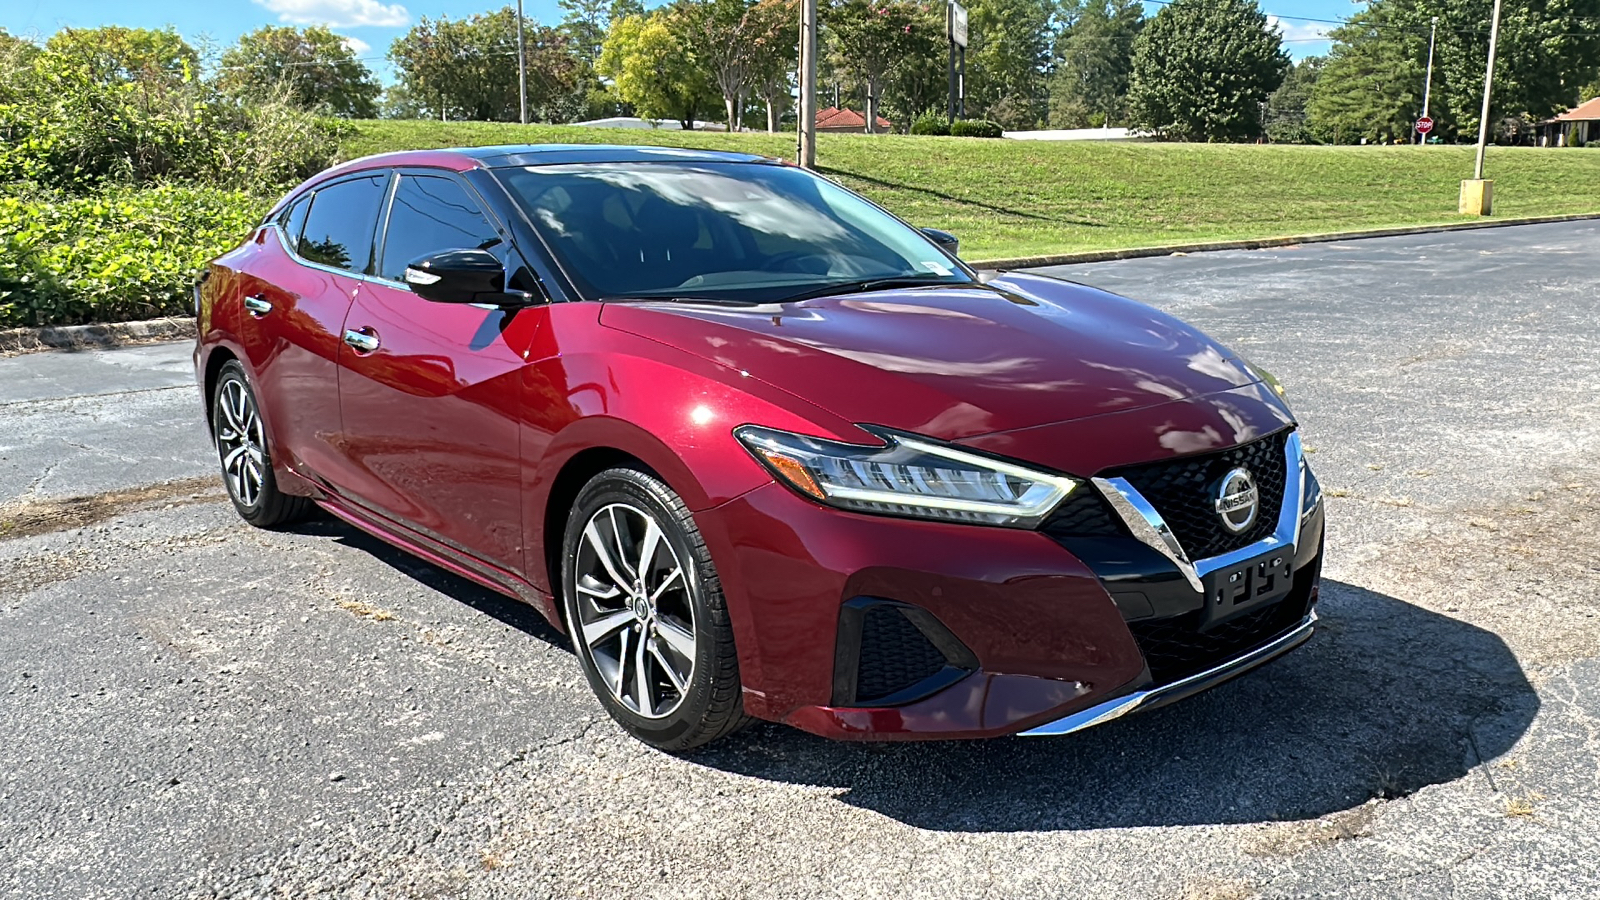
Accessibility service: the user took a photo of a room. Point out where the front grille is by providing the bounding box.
[1039,488,1124,539]
[855,605,949,703]
[1108,430,1291,560]
[1128,598,1304,684]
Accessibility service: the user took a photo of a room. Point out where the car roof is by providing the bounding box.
[320,144,773,181]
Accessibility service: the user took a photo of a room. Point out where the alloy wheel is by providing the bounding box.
[572,502,697,719]
[215,378,267,508]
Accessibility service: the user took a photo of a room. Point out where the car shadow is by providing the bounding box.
[687,580,1538,832]
[287,517,568,650]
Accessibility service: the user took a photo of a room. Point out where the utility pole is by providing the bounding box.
[1460,0,1502,215]
[797,0,817,168]
[516,0,528,125]
[1473,0,1502,180]
[1421,16,1438,145]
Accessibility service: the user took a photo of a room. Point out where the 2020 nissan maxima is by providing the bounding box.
[195,145,1324,750]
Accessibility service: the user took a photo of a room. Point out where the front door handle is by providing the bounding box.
[343,328,380,353]
[243,295,272,317]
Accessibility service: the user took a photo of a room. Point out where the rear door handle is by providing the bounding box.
[343,328,380,353]
[243,295,272,317]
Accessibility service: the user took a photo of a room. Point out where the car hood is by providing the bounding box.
[599,272,1267,443]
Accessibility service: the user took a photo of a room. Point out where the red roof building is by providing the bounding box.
[815,106,893,134]
[1540,96,1600,146]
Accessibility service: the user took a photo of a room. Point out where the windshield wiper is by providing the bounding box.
[777,276,972,304]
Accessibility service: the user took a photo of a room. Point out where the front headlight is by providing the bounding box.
[733,425,1078,528]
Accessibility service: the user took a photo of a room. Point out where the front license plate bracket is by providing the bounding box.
[1201,550,1293,626]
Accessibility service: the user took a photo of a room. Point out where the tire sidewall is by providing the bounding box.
[561,469,723,747]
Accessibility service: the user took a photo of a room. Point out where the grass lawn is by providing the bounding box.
[346,120,1600,261]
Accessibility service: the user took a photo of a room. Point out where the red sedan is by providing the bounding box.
[194,145,1324,751]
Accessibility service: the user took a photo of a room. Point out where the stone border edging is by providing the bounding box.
[968,212,1600,269]
[0,316,196,355]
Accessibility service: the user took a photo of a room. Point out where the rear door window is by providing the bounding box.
[378,174,502,282]
[297,174,388,274]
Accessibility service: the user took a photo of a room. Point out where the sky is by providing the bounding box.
[1,0,1342,85]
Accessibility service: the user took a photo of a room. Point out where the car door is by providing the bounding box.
[238,173,388,487]
[336,170,545,576]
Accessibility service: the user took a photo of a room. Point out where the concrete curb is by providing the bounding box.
[0,316,195,356]
[968,211,1600,269]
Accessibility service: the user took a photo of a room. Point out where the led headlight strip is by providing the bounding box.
[734,425,1078,528]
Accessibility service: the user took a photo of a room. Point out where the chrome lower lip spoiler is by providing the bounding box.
[1017,610,1317,737]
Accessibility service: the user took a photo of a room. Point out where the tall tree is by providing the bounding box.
[596,12,714,128]
[1128,0,1287,141]
[1307,7,1424,144]
[826,0,941,132]
[1049,0,1143,127]
[675,0,763,131]
[747,0,800,131]
[42,26,197,86]
[219,26,381,118]
[390,7,583,122]
[1264,55,1321,143]
[964,0,1055,127]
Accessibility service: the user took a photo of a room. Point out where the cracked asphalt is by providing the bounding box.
[1,221,1597,899]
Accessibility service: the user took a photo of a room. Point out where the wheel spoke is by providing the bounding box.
[610,625,631,700]
[582,519,631,591]
[633,629,654,717]
[608,507,637,579]
[650,642,688,693]
[635,518,663,583]
[222,445,248,472]
[648,567,683,604]
[581,609,635,648]
[576,574,622,601]
[656,618,695,660]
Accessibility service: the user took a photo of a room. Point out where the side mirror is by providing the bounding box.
[404,249,537,306]
[920,227,959,257]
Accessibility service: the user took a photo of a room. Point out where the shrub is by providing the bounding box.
[909,110,950,135]
[0,184,267,327]
[950,119,1004,138]
[0,51,343,191]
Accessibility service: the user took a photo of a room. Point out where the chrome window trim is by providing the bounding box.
[1091,430,1306,594]
[1017,610,1316,737]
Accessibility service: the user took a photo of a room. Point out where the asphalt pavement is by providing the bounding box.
[1,221,1597,899]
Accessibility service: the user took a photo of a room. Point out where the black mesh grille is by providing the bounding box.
[1040,488,1124,539]
[856,606,949,703]
[1108,430,1291,560]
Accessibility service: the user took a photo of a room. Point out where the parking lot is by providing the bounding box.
[2,221,1597,899]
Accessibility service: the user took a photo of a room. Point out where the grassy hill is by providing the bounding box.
[346,120,1600,261]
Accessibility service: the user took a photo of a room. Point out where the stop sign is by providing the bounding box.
[1417,116,1435,134]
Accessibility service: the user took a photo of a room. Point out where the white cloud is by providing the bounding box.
[338,34,372,55]
[251,0,410,28]
[1268,16,1332,44]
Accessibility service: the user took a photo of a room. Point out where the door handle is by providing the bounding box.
[343,328,380,353]
[243,295,272,317]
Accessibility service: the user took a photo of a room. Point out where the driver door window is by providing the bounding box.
[378,175,503,282]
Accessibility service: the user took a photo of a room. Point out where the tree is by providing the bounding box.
[1264,55,1321,143]
[597,12,714,128]
[747,0,800,131]
[219,26,380,118]
[42,26,197,86]
[963,0,1055,128]
[1127,0,1287,141]
[1389,0,1600,138]
[675,0,763,131]
[390,7,583,122]
[1307,7,1424,144]
[1049,0,1143,128]
[826,0,941,133]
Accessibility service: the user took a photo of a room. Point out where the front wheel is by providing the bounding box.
[561,467,748,751]
[211,361,315,528]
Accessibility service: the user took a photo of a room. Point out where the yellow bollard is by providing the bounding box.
[1459,179,1494,216]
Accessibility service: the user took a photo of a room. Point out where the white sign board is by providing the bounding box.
[949,2,968,48]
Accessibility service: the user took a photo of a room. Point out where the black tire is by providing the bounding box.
[561,467,749,752]
[211,361,316,528]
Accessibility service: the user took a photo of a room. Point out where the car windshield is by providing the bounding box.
[494,161,972,303]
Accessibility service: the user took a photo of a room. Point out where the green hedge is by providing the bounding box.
[950,119,1005,138]
[0,185,267,328]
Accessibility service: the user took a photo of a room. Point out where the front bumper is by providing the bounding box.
[694,428,1325,741]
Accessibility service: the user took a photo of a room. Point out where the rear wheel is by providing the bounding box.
[211,361,315,528]
[561,467,748,751]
